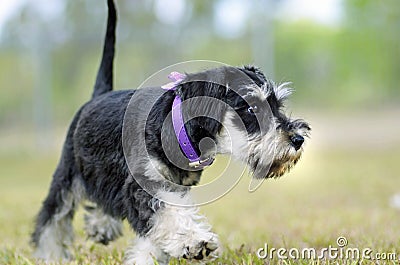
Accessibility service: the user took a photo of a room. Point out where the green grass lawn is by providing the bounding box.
[0,143,399,264]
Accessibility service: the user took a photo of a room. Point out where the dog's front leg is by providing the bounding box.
[124,191,219,265]
[124,236,170,265]
[147,191,220,262]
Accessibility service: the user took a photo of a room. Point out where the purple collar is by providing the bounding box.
[162,72,214,169]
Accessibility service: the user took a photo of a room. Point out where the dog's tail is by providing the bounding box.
[92,0,117,98]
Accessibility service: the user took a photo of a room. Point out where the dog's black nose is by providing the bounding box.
[290,134,304,151]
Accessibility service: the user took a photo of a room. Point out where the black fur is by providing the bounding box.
[93,0,116,98]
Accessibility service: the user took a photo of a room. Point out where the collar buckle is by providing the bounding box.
[188,157,214,169]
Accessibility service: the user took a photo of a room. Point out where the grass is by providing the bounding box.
[0,136,400,264]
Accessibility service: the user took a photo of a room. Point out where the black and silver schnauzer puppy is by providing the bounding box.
[31,1,310,264]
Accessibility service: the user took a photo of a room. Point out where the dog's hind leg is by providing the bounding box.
[31,174,84,261]
[31,114,84,261]
[84,204,123,245]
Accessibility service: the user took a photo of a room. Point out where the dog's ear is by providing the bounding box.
[175,66,255,136]
[174,66,257,158]
[174,69,231,158]
[177,80,227,136]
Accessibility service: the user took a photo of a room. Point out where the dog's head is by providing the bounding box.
[174,65,310,179]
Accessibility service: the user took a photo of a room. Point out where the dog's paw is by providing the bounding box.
[182,238,220,261]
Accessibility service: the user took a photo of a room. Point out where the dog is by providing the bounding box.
[31,0,310,264]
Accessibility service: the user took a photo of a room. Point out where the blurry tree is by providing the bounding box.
[343,0,400,98]
[274,0,400,108]
[1,0,69,149]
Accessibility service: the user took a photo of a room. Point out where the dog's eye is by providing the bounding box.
[247,105,258,114]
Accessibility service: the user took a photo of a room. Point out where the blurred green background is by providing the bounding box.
[0,0,399,263]
[0,0,399,151]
